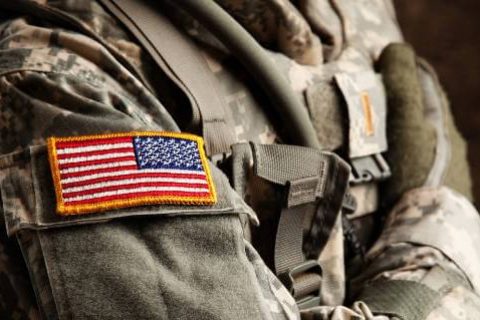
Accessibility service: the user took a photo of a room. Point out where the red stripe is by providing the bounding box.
[59,156,136,170]
[60,165,139,179]
[56,137,133,149]
[62,182,208,198]
[56,147,134,159]
[61,172,207,189]
[63,191,211,205]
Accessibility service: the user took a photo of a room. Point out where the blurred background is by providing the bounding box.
[394,1,480,205]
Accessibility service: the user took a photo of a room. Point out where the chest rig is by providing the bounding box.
[97,0,395,309]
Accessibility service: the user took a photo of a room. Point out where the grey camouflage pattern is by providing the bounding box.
[0,1,289,318]
[201,49,279,145]
[317,214,345,306]
[300,188,480,319]
[215,0,323,65]
[0,226,40,320]
[0,0,479,319]
[168,0,400,148]
[245,240,300,320]
[353,187,480,319]
[368,187,480,294]
[0,17,177,153]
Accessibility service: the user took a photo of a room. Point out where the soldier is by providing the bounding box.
[0,0,479,319]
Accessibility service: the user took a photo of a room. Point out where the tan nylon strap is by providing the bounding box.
[275,204,323,303]
[292,273,323,300]
[274,205,309,276]
[251,144,351,258]
[98,0,237,156]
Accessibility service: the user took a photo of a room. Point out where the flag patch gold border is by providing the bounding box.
[47,131,217,215]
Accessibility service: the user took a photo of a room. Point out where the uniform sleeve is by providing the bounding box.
[0,11,296,320]
[300,187,480,320]
[301,43,480,318]
[305,36,480,319]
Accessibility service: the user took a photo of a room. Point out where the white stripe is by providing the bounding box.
[63,186,210,202]
[62,177,208,194]
[61,168,206,183]
[56,143,133,155]
[60,161,137,174]
[58,152,133,164]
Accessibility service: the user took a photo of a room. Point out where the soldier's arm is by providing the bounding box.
[300,37,480,320]
[351,43,480,319]
[0,4,300,319]
[301,186,480,320]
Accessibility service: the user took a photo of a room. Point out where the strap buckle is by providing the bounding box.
[279,260,322,310]
[350,153,391,184]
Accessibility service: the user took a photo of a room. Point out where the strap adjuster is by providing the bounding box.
[286,175,326,208]
[279,260,322,310]
[297,295,322,311]
[350,153,391,184]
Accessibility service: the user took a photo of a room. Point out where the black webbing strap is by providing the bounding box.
[250,143,351,309]
[97,0,237,156]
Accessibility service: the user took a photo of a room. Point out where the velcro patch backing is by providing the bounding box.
[47,132,216,215]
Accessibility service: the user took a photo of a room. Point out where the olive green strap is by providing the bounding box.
[251,143,351,259]
[358,280,441,320]
[247,143,351,309]
[274,205,312,277]
[378,43,436,207]
[98,0,237,156]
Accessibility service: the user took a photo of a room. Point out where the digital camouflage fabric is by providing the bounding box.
[0,0,479,319]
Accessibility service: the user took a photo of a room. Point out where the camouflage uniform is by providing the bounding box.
[0,0,479,319]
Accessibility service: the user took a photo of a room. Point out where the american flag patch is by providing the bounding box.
[47,132,216,215]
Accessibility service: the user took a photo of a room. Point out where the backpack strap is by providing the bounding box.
[98,0,237,156]
[167,0,321,150]
[233,143,352,309]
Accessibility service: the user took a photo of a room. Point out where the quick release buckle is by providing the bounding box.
[350,153,391,184]
[279,260,322,310]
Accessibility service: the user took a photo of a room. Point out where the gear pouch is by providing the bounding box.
[0,145,295,320]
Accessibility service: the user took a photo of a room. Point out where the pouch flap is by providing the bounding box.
[0,145,256,236]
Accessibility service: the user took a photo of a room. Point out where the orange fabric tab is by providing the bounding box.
[360,91,375,136]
